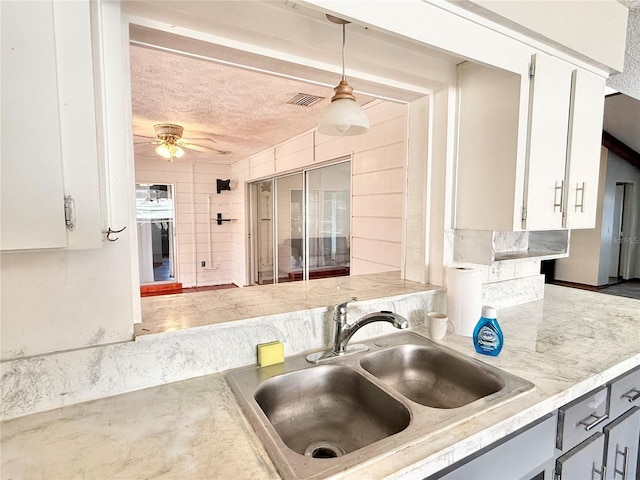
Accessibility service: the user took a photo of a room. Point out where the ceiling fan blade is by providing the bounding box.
[134,139,162,146]
[133,134,156,139]
[179,142,209,152]
[180,142,231,155]
[182,136,218,144]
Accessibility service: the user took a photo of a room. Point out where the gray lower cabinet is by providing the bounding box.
[555,368,640,480]
[604,406,640,480]
[555,407,640,480]
[428,367,639,480]
[427,414,557,480]
[555,432,606,480]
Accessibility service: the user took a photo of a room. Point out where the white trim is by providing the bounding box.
[125,15,436,100]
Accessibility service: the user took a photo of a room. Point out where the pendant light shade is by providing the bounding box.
[317,17,369,137]
[317,82,369,136]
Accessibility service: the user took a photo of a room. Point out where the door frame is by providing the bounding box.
[248,158,352,285]
[618,182,634,280]
[135,182,179,286]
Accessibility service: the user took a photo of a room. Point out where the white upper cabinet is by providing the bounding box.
[563,69,605,229]
[523,53,573,231]
[455,53,606,231]
[1,1,67,250]
[0,0,103,251]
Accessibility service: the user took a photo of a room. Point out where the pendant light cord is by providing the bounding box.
[341,23,346,81]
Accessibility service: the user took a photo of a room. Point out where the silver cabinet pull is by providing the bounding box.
[574,182,586,212]
[593,463,606,480]
[614,446,629,480]
[554,180,564,212]
[64,195,76,231]
[621,388,640,402]
[578,413,608,431]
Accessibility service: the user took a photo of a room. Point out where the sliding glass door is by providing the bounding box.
[305,162,351,280]
[254,180,275,285]
[251,159,351,285]
[275,173,304,282]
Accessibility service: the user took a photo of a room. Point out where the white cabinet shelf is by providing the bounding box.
[454,230,569,266]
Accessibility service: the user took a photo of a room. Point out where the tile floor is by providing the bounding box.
[599,279,640,300]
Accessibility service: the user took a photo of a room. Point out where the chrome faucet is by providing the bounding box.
[306,297,409,363]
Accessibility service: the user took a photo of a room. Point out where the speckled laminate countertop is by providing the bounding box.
[1,285,639,479]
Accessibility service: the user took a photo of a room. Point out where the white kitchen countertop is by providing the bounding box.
[2,285,639,479]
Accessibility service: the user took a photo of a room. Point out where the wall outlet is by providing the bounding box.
[201,261,206,267]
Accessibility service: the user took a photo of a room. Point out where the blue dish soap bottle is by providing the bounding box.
[473,306,503,356]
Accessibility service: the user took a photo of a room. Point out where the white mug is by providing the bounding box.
[428,312,455,340]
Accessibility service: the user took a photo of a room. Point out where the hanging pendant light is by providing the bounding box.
[317,15,369,136]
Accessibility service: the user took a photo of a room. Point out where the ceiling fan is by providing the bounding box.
[134,123,231,161]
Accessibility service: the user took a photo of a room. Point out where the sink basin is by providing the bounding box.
[226,331,534,479]
[360,344,504,408]
[254,364,410,457]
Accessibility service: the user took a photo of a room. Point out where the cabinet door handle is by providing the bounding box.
[554,180,564,212]
[574,182,586,212]
[621,388,640,402]
[64,195,76,231]
[578,413,608,431]
[614,446,629,480]
[593,463,606,480]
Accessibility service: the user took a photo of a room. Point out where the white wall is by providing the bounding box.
[555,148,640,285]
[348,102,407,274]
[135,158,233,287]
[0,247,137,360]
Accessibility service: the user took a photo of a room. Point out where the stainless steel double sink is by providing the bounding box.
[226,331,534,479]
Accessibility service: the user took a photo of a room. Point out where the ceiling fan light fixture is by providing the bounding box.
[154,123,184,139]
[317,16,369,137]
[155,142,185,161]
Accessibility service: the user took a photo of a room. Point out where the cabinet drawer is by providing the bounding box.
[609,367,640,420]
[557,385,608,451]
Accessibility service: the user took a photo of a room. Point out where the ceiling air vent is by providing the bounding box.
[285,93,324,107]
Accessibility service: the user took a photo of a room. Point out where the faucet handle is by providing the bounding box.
[333,297,358,318]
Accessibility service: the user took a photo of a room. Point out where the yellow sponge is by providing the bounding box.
[257,341,285,367]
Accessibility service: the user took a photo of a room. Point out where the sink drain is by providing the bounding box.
[304,441,347,459]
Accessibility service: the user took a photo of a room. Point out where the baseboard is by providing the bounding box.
[140,282,183,297]
[549,280,602,291]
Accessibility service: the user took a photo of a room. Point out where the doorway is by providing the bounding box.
[136,184,177,284]
[609,182,633,283]
[251,160,351,285]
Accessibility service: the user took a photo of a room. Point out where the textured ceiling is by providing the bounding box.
[130,45,373,165]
